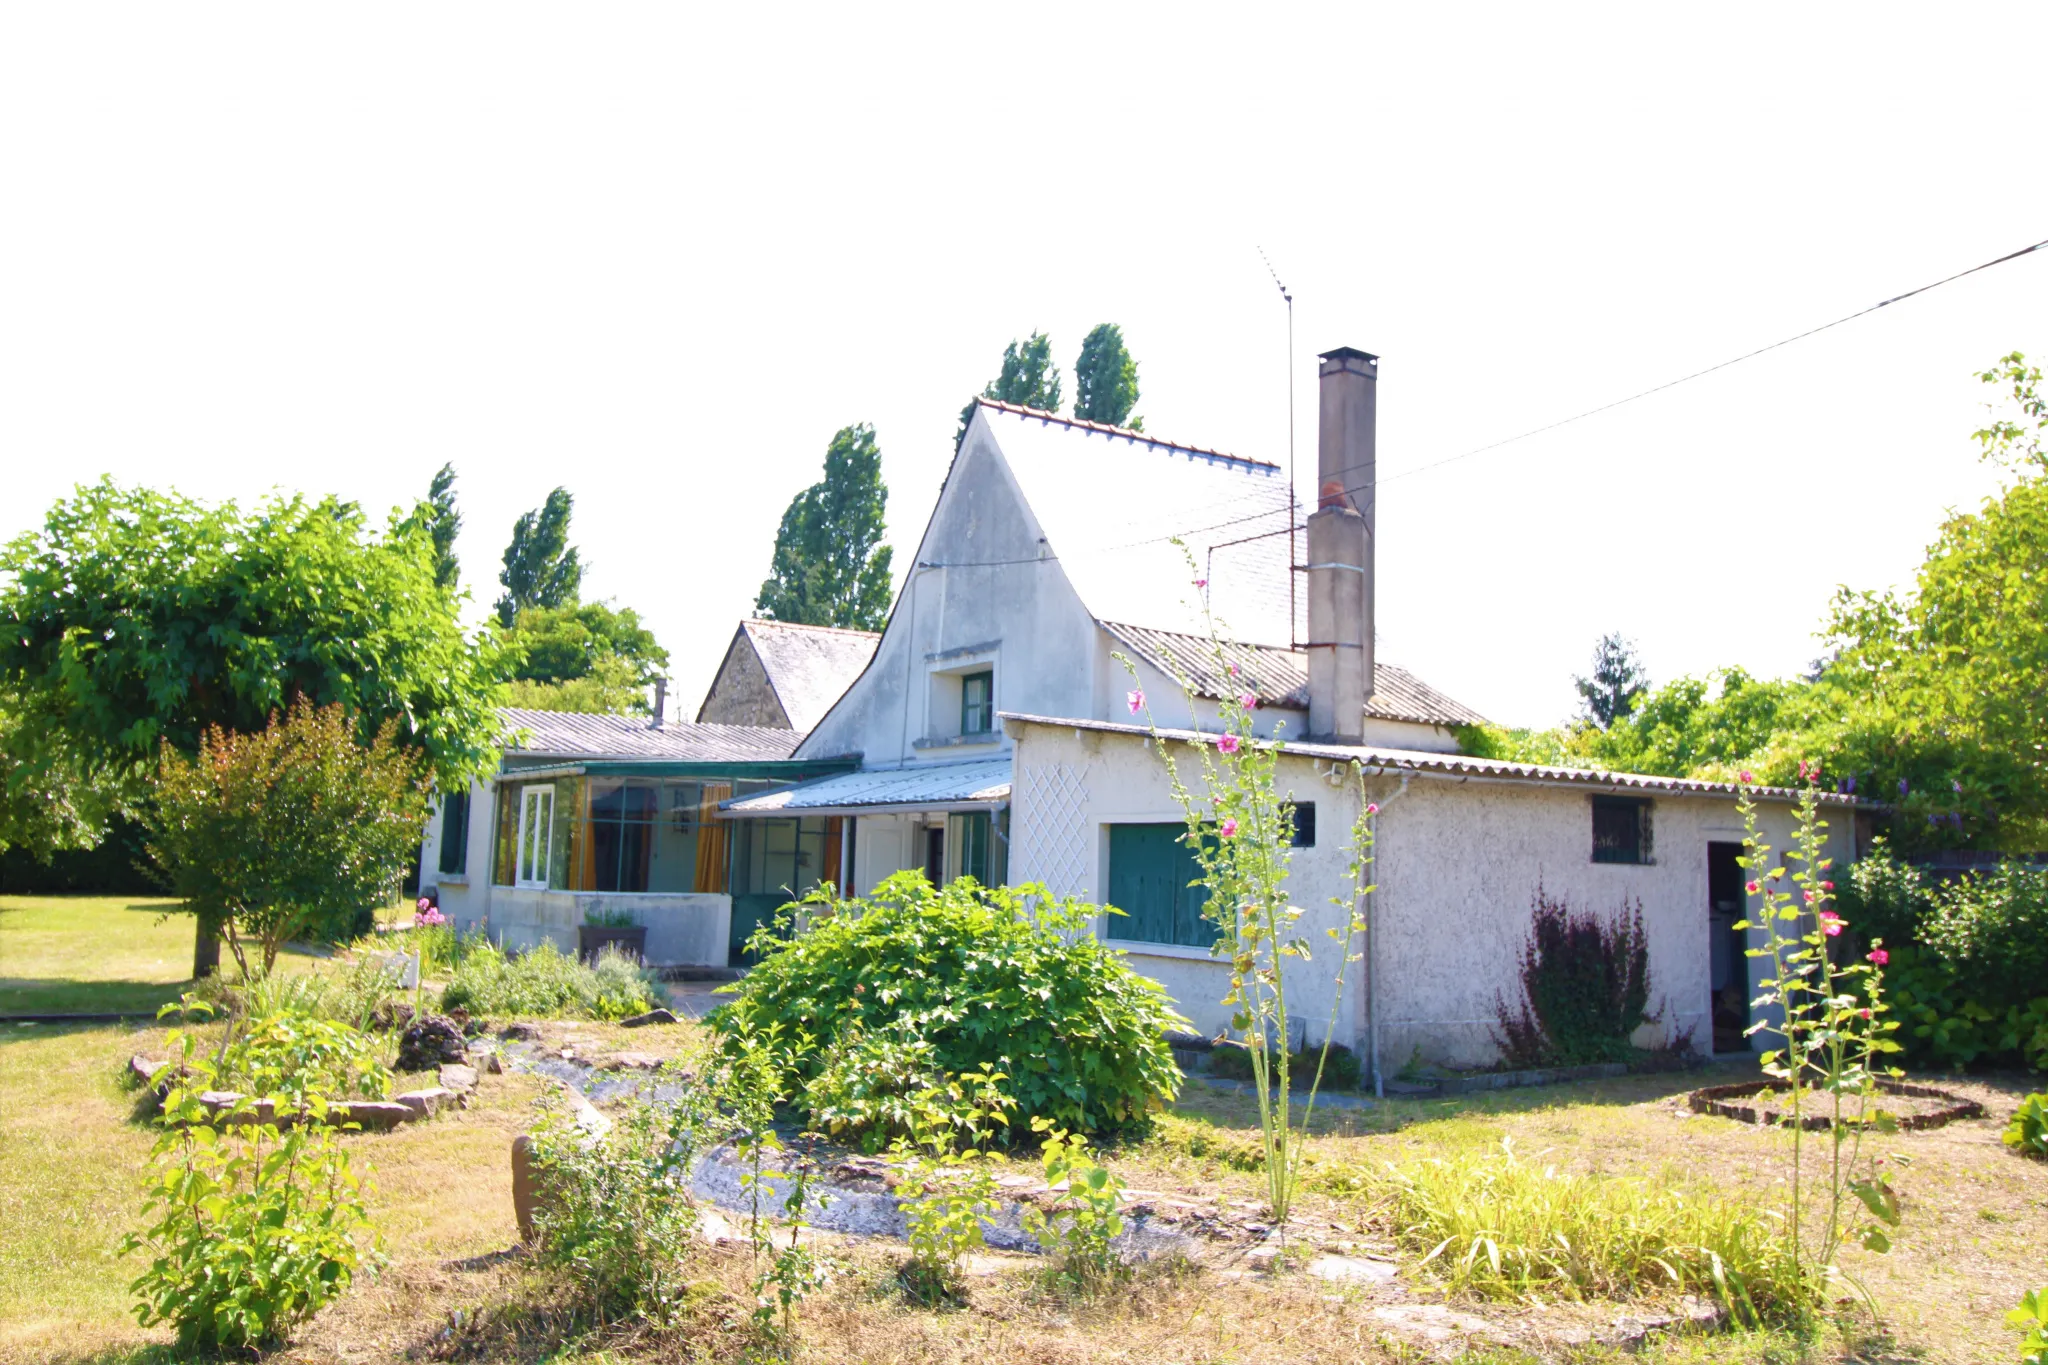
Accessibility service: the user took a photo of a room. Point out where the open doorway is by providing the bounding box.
[923,825,945,887]
[1708,841,1749,1052]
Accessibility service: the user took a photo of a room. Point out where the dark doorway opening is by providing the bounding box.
[924,826,945,887]
[1708,841,1749,1053]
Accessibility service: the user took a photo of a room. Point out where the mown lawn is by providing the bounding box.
[0,896,196,1015]
[1,894,2043,1364]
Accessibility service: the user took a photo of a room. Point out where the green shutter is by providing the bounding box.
[1107,823,1213,948]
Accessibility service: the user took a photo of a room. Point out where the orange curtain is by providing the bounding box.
[822,817,843,893]
[694,784,732,893]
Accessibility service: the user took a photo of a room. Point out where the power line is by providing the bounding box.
[1138,233,2048,547]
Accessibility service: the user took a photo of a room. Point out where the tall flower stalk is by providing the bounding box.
[1122,637,1375,1232]
[1734,765,1904,1308]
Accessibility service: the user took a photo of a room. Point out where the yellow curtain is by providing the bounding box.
[694,784,732,894]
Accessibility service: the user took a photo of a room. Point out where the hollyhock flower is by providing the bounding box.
[1821,880,1834,891]
[1818,911,1844,937]
[1127,689,1144,715]
[1859,1008,1873,1020]
[1217,734,1241,754]
[1219,817,1239,838]
[1738,770,1754,784]
[1226,663,1239,677]
[1365,802,1379,816]
[1239,692,1258,710]
[1868,948,1889,965]
[1798,759,1819,782]
[1803,890,1816,904]
[1745,880,1760,895]
[1194,578,1208,589]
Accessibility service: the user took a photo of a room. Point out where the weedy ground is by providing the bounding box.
[2,895,2043,1364]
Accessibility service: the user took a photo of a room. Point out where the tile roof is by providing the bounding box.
[1099,621,1490,729]
[999,712,1864,806]
[738,619,879,732]
[723,758,1012,814]
[977,402,1297,647]
[500,708,801,763]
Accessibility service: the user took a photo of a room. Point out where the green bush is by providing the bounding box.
[123,1002,378,1352]
[526,1092,702,1321]
[440,940,658,1020]
[2006,1092,2048,1159]
[1843,845,2048,1072]
[200,957,404,1033]
[711,874,1188,1140]
[218,1008,392,1102]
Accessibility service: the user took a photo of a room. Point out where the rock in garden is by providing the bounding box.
[128,1054,164,1088]
[370,1000,416,1033]
[483,1052,505,1074]
[439,1063,479,1093]
[1307,1255,1398,1285]
[619,1007,677,1028]
[501,1021,542,1041]
[337,1100,415,1131]
[397,1014,469,1071]
[511,1133,539,1241]
[601,1051,661,1071]
[396,1086,456,1118]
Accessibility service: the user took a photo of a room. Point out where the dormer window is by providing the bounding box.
[961,670,994,735]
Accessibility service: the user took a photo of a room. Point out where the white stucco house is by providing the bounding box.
[717,350,1864,1083]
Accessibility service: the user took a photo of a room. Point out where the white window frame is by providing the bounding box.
[516,784,555,890]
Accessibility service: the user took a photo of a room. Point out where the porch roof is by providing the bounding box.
[721,758,1012,818]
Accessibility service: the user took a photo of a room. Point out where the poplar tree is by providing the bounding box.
[425,463,462,590]
[496,488,582,626]
[957,331,1065,445]
[756,423,894,632]
[1072,323,1142,428]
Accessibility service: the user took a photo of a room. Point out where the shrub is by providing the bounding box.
[1375,1138,1805,1326]
[440,940,658,1020]
[1021,1120,1129,1288]
[218,1008,392,1102]
[711,874,1187,1139]
[144,699,433,976]
[2013,1285,2048,1365]
[2006,1092,2048,1159]
[123,1002,378,1352]
[526,1092,702,1322]
[889,1070,1013,1306]
[1492,886,1653,1067]
[196,956,403,1033]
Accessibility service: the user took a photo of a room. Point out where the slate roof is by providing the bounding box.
[1099,621,1489,729]
[737,619,879,732]
[999,713,1864,807]
[723,758,1012,815]
[977,400,1297,647]
[499,708,801,762]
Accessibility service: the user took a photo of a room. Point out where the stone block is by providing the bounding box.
[395,1087,456,1118]
[601,1052,661,1071]
[439,1064,479,1093]
[334,1100,415,1131]
[501,1021,543,1041]
[619,1007,677,1028]
[511,1133,539,1241]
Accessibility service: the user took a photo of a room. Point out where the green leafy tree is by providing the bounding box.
[500,654,653,716]
[1574,632,1648,729]
[424,462,462,590]
[0,479,509,969]
[1072,323,1142,428]
[957,331,1065,444]
[504,601,667,687]
[496,487,582,626]
[143,700,432,977]
[755,423,895,631]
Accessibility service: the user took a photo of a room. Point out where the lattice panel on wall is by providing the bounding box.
[1012,759,1092,896]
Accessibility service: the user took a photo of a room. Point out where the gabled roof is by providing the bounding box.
[1000,712,1864,807]
[1100,621,1489,729]
[736,619,879,732]
[500,708,801,763]
[977,400,1296,647]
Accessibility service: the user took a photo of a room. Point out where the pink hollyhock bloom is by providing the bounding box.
[1127,689,1144,715]
[1217,734,1240,754]
[1818,911,1844,937]
[1803,890,1815,904]
[1738,770,1754,784]
[1821,880,1835,891]
[1194,578,1208,589]
[1745,880,1760,895]
[1859,1008,1873,1020]
[1219,817,1239,838]
[1868,948,1889,965]
[1239,692,1258,709]
[1226,663,1239,677]
[1365,802,1379,816]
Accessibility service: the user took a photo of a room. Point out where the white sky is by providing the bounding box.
[3,5,2044,729]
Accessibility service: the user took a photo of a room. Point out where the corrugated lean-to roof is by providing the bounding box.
[500,708,801,762]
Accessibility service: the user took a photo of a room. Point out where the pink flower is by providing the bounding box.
[1798,759,1820,783]
[1194,578,1208,589]
[1217,734,1241,754]
[1818,911,1844,938]
[1365,802,1379,816]
[1226,663,1239,677]
[1803,891,1815,904]
[1821,880,1835,891]
[417,896,432,911]
[418,907,447,927]
[1127,689,1145,715]
[1219,818,1239,838]
[1868,949,1889,965]
[1738,770,1754,785]
[1745,880,1760,895]
[1858,1008,1873,1021]
[1239,692,1258,710]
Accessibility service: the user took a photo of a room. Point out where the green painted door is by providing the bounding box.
[1105,823,1214,948]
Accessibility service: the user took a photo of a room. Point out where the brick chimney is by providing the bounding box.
[649,676,668,728]
[1306,347,1377,742]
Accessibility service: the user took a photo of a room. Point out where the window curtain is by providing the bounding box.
[694,784,732,893]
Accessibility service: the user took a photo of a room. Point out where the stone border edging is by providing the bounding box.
[1687,1079,1986,1131]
